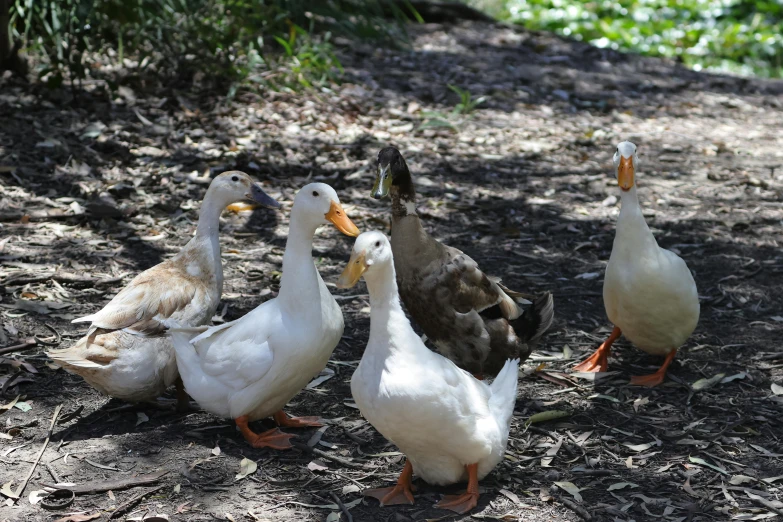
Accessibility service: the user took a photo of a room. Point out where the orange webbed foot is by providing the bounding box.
[572,349,609,373]
[629,372,665,387]
[235,416,295,450]
[364,485,415,506]
[273,410,323,428]
[365,460,415,507]
[434,463,480,514]
[573,326,621,373]
[630,348,676,387]
[435,490,479,514]
[245,427,296,450]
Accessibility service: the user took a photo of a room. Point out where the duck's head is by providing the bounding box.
[209,170,280,209]
[372,146,410,199]
[613,141,638,192]
[293,182,360,237]
[336,231,392,289]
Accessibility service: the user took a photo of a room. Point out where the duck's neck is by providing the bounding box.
[389,163,417,221]
[178,188,225,289]
[278,214,321,312]
[614,186,657,254]
[364,261,415,358]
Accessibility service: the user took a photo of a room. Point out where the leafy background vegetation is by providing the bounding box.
[3,0,781,93]
[468,0,783,78]
[6,0,414,92]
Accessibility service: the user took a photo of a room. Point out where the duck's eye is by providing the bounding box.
[375,241,380,247]
[312,190,319,197]
[231,175,239,182]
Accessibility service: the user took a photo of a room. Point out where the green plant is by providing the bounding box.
[470,0,783,78]
[448,84,486,114]
[418,84,487,132]
[8,0,420,91]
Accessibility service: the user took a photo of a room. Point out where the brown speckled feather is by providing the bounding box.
[380,149,554,377]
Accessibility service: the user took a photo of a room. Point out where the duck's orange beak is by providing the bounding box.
[336,251,367,289]
[617,156,634,191]
[325,201,360,237]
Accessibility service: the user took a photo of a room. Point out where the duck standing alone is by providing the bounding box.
[337,231,518,514]
[170,183,359,448]
[47,172,279,408]
[573,141,699,386]
[371,146,553,378]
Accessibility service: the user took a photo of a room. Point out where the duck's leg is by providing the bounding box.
[174,376,193,413]
[573,326,621,372]
[273,410,323,428]
[435,463,479,514]
[630,348,677,387]
[364,460,415,506]
[235,415,295,449]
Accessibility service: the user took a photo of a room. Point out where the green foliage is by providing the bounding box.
[419,84,486,132]
[496,0,783,77]
[8,0,417,91]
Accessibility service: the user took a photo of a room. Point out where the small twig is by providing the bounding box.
[10,403,62,501]
[109,484,166,519]
[34,323,61,346]
[45,461,62,484]
[0,338,37,356]
[292,442,374,470]
[41,470,169,494]
[0,271,127,287]
[745,490,783,517]
[557,495,593,521]
[1,370,22,396]
[330,492,353,522]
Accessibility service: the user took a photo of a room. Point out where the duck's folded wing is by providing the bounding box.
[73,265,204,335]
[435,247,522,320]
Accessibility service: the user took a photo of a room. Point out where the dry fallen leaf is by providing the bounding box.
[554,481,582,502]
[235,458,257,480]
[54,513,101,522]
[525,410,570,426]
[607,482,639,491]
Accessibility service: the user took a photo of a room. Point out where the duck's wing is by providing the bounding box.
[433,246,522,320]
[73,262,208,336]
[177,301,280,391]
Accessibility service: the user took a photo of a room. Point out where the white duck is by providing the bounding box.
[336,231,518,514]
[47,171,279,407]
[170,183,359,449]
[573,141,700,386]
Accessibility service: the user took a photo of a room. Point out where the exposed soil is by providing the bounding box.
[1,20,783,522]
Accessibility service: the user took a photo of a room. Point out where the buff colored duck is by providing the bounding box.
[573,141,699,386]
[47,172,279,407]
[170,183,359,449]
[337,231,518,514]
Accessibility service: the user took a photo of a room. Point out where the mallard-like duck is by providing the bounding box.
[169,183,359,449]
[573,141,699,386]
[337,231,518,514]
[47,171,279,407]
[371,146,553,377]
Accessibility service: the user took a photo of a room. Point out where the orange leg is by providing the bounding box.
[235,415,295,450]
[435,463,480,514]
[472,373,485,381]
[364,460,416,506]
[573,326,621,373]
[273,410,323,428]
[630,348,677,387]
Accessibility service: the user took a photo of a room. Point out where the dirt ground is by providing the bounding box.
[1,19,783,522]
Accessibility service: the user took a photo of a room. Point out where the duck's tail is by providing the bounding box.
[511,291,554,345]
[488,358,519,427]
